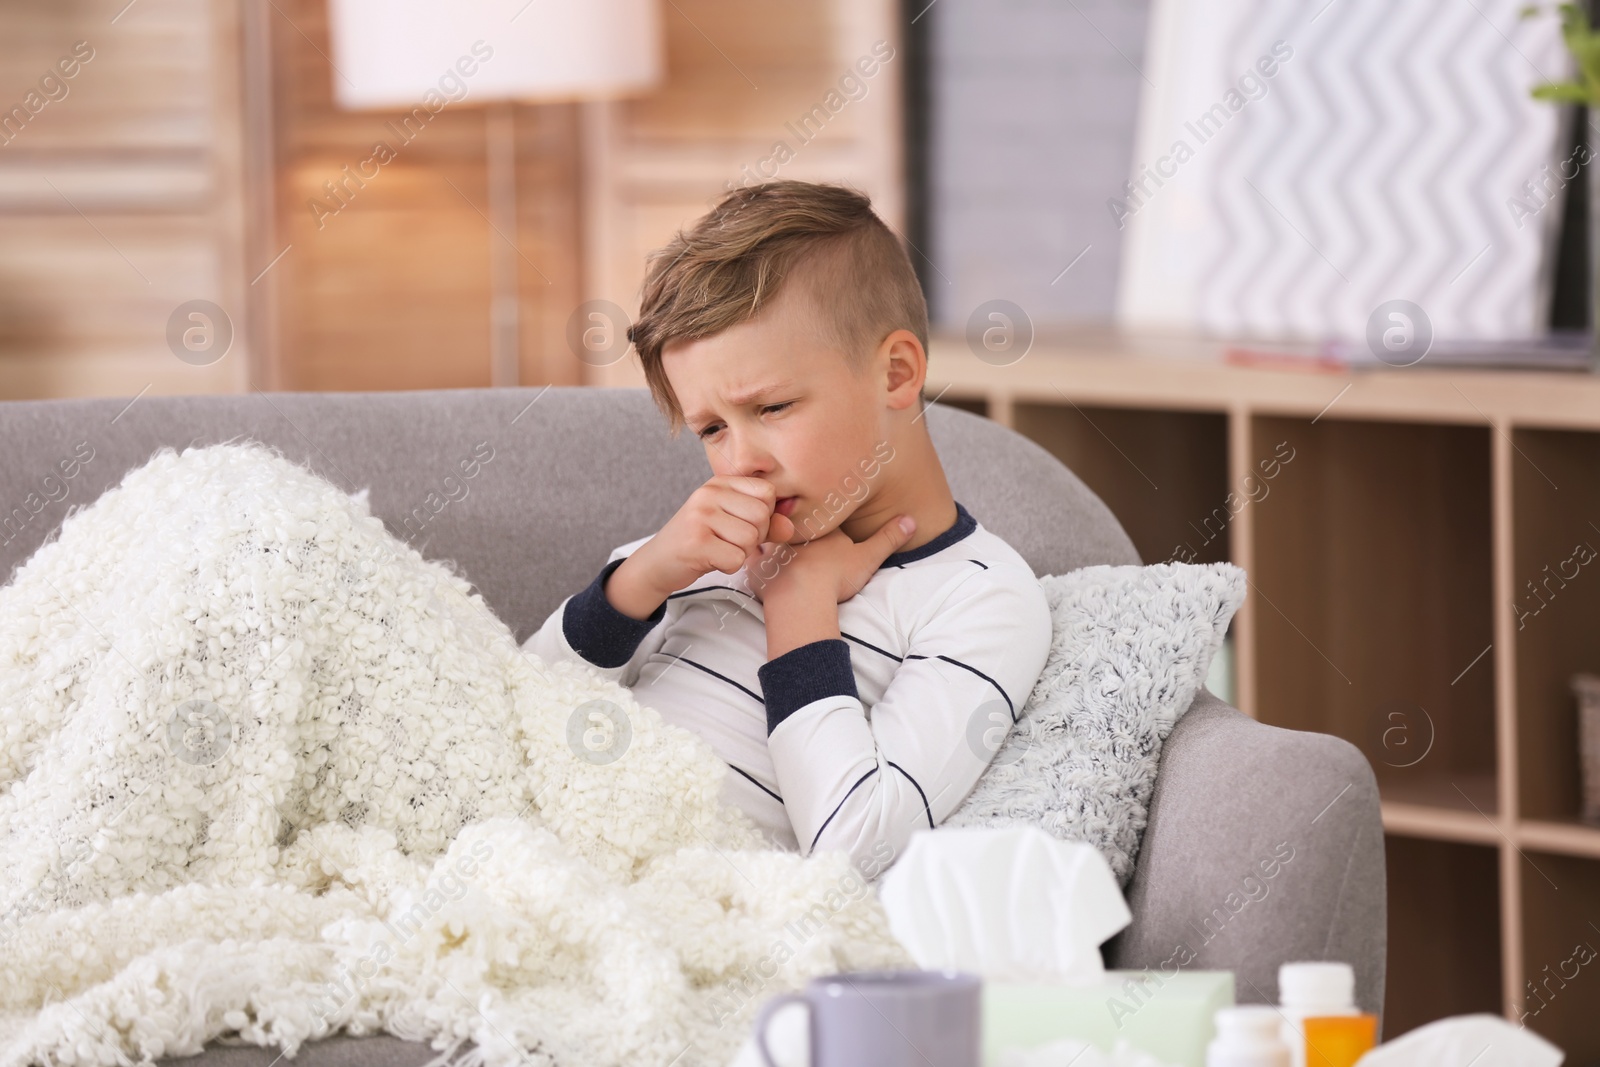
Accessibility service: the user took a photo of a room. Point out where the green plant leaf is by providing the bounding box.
[1533,81,1595,103]
[1529,3,1600,106]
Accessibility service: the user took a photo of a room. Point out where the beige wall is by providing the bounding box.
[0,0,903,399]
[0,0,249,399]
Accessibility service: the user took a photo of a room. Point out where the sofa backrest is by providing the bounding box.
[0,386,1138,639]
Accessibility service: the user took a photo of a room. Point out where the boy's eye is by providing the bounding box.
[697,402,793,440]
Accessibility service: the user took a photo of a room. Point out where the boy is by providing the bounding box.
[523,179,1052,878]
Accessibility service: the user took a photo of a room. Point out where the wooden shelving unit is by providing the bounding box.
[926,328,1600,1055]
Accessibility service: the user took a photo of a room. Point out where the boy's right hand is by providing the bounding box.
[604,476,798,620]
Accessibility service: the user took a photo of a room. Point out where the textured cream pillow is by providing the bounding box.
[944,562,1246,886]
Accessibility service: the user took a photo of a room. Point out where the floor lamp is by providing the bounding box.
[325,0,663,387]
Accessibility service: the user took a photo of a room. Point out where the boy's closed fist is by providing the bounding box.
[603,475,797,619]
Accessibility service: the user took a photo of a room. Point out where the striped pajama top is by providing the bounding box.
[521,500,1054,877]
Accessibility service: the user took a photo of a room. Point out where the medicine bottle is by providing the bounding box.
[1277,961,1376,1067]
[1207,1005,1291,1067]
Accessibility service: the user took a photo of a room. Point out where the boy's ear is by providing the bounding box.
[880,328,927,410]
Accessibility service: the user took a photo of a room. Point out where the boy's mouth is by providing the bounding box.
[775,496,798,517]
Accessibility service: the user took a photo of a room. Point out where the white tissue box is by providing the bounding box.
[983,970,1234,1067]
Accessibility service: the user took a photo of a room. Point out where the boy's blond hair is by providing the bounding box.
[627,180,930,437]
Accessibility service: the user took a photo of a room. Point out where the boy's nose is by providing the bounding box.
[726,436,774,478]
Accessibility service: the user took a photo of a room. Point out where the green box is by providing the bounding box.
[982,969,1234,1067]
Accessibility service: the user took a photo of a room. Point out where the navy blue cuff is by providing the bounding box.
[758,638,858,736]
[561,556,666,668]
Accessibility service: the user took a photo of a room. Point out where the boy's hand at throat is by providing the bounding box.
[746,512,917,606]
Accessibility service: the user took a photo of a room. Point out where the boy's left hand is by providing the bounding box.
[746,513,917,605]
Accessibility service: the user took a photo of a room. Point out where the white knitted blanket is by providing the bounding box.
[0,442,910,1067]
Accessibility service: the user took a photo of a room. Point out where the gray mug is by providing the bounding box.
[753,968,982,1067]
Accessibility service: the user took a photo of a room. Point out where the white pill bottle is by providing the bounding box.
[1277,961,1359,1067]
[1207,1005,1291,1067]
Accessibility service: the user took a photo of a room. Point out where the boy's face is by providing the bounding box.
[662,284,893,544]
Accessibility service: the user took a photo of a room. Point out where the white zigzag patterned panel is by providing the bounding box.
[1117,0,1573,343]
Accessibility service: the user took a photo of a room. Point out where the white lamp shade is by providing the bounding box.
[325,0,663,109]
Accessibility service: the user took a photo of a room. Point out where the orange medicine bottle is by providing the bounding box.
[1303,1014,1378,1067]
[1277,962,1378,1067]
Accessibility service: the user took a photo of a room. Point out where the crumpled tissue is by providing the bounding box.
[1355,1014,1564,1067]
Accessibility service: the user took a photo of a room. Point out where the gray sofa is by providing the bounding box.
[0,386,1386,1065]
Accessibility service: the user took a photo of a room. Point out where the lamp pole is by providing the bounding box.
[487,100,519,387]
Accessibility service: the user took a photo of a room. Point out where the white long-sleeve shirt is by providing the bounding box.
[520,501,1053,877]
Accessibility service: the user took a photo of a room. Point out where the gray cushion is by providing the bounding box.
[1108,687,1387,1022]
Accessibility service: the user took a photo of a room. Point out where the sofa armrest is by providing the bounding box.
[1103,687,1387,1024]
